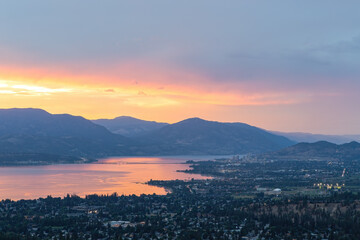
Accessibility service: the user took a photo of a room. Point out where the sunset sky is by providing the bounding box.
[1,0,360,134]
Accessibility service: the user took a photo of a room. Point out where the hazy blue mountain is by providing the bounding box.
[0,108,131,158]
[0,108,116,139]
[258,141,360,161]
[271,131,360,144]
[133,118,295,155]
[0,109,298,162]
[93,116,168,137]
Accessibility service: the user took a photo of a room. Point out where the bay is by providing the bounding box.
[0,156,226,200]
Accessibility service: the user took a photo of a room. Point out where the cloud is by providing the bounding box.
[0,79,71,96]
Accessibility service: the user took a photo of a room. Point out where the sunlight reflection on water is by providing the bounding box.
[0,156,225,200]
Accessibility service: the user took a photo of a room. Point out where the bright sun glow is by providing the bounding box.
[0,80,71,95]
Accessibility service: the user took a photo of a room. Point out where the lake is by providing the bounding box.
[0,156,227,200]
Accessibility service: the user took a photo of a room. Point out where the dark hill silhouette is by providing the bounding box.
[0,109,297,162]
[93,116,168,137]
[134,118,295,155]
[0,108,131,158]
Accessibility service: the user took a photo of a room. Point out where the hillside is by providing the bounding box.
[0,108,131,158]
[133,118,295,155]
[93,116,168,137]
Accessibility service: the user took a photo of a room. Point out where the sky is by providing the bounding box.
[0,0,360,134]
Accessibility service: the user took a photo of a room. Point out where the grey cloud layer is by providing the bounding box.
[0,0,360,87]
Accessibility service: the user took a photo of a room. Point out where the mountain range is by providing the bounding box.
[0,108,295,163]
[270,131,360,145]
[93,116,360,145]
[132,118,294,155]
[2,108,360,165]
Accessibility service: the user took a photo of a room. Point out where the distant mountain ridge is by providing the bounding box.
[132,118,295,155]
[271,131,360,144]
[94,116,360,145]
[258,141,360,161]
[93,116,168,137]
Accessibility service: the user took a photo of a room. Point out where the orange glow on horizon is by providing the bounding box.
[0,62,309,125]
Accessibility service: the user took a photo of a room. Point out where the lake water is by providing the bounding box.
[0,156,227,200]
